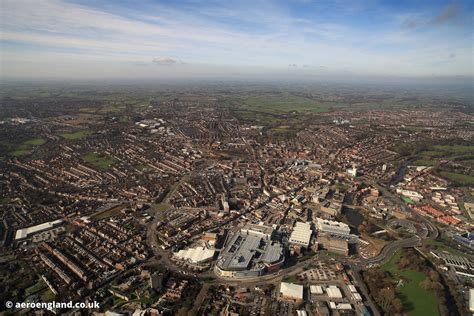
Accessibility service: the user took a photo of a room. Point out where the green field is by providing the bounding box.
[418,145,474,162]
[401,196,415,205]
[439,172,474,186]
[25,280,47,296]
[382,251,440,316]
[241,94,330,114]
[399,142,474,186]
[60,130,92,140]
[6,138,47,156]
[23,138,46,146]
[10,148,31,156]
[82,152,116,169]
[426,239,467,257]
[41,288,56,301]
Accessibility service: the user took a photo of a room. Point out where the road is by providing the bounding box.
[361,235,421,266]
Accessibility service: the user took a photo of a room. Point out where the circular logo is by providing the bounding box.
[5,301,13,308]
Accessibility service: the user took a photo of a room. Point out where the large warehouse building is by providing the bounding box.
[279,282,304,301]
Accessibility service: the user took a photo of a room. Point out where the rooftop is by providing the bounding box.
[280,282,303,300]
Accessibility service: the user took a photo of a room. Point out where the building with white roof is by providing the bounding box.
[326,285,343,299]
[470,288,474,312]
[15,219,64,240]
[289,222,313,248]
[279,282,304,301]
[352,292,362,301]
[174,246,215,264]
[310,285,324,295]
[316,218,350,237]
[396,189,424,202]
[336,303,352,310]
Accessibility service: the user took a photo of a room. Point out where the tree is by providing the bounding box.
[398,256,411,269]
[377,287,396,312]
[429,270,440,282]
[391,298,403,313]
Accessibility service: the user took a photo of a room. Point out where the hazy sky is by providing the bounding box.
[1,0,473,80]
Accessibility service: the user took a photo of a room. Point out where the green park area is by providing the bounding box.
[60,130,92,140]
[401,196,415,205]
[5,138,47,157]
[82,152,116,170]
[382,251,440,316]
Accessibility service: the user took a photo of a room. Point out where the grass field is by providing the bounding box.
[40,288,56,301]
[418,145,474,162]
[401,196,415,205]
[6,138,47,156]
[60,130,92,140]
[25,280,47,296]
[439,172,474,186]
[400,142,474,186]
[241,94,330,114]
[382,251,440,316]
[23,138,46,146]
[82,152,116,169]
[425,239,467,257]
[10,148,31,156]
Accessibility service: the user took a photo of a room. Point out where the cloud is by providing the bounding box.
[402,3,459,28]
[430,4,459,25]
[0,0,471,78]
[449,53,456,59]
[152,57,179,65]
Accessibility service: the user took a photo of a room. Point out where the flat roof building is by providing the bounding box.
[289,222,313,248]
[214,225,284,279]
[174,246,215,264]
[15,219,64,240]
[280,282,303,301]
[310,285,324,295]
[326,285,343,299]
[316,218,350,237]
[470,288,474,313]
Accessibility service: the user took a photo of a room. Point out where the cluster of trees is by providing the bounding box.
[364,249,460,316]
[363,268,403,315]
